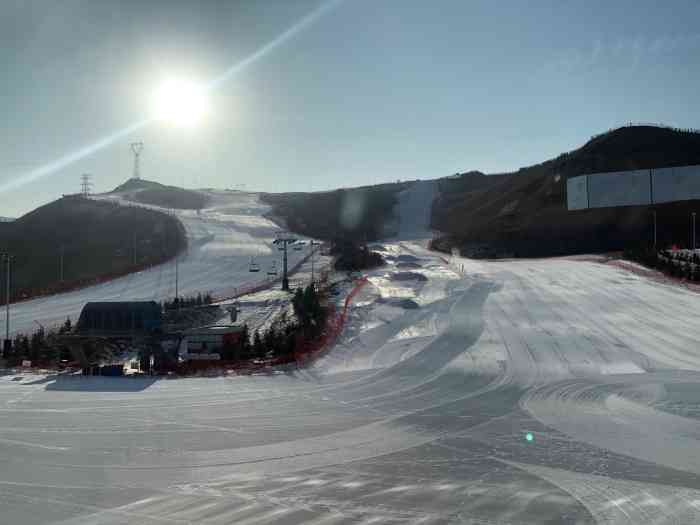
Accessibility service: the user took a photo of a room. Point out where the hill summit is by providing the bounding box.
[110,178,209,210]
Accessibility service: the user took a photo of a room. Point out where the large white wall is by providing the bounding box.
[588,169,651,208]
[566,176,588,210]
[567,164,700,210]
[652,165,700,204]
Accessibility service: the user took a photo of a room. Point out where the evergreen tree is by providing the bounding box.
[252,330,263,359]
[29,326,45,362]
[59,317,72,334]
[239,324,250,359]
[263,326,276,358]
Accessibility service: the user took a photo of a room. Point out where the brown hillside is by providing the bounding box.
[0,196,186,302]
[432,126,700,257]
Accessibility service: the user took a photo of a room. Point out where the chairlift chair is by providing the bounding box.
[267,261,278,276]
[249,257,260,273]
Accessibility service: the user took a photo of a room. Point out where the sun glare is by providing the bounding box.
[152,78,208,128]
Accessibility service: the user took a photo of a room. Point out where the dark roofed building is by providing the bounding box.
[76,301,162,334]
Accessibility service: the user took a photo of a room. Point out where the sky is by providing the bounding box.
[1,0,700,217]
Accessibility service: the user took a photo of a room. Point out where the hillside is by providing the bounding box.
[261,182,410,243]
[432,126,700,257]
[0,195,186,302]
[110,178,210,210]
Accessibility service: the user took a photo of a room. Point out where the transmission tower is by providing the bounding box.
[80,174,92,197]
[130,142,144,180]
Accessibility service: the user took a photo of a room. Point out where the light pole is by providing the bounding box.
[310,243,315,285]
[652,210,657,249]
[175,253,179,306]
[2,253,12,353]
[59,244,65,282]
[692,212,696,251]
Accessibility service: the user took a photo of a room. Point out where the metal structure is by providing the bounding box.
[80,173,92,197]
[267,261,277,276]
[311,245,315,284]
[175,253,179,305]
[1,253,13,355]
[273,235,297,291]
[59,244,65,282]
[130,142,144,180]
[249,257,260,273]
[693,212,697,251]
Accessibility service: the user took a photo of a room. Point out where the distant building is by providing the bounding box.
[183,325,244,361]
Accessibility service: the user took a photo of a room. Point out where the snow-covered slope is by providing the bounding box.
[392,179,436,241]
[6,190,308,335]
[5,183,700,523]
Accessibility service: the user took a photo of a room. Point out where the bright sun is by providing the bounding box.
[152,78,209,128]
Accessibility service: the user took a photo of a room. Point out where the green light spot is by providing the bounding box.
[525,432,534,442]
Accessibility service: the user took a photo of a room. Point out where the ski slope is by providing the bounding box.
[4,181,700,523]
[6,190,308,335]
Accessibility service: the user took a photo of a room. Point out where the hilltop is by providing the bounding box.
[0,195,186,302]
[261,182,410,243]
[110,178,210,210]
[431,125,700,257]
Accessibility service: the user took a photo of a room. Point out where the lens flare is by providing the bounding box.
[2,0,344,194]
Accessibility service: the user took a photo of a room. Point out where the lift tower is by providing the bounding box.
[273,235,297,291]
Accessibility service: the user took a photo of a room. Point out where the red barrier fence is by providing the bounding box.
[292,276,369,366]
[175,276,370,376]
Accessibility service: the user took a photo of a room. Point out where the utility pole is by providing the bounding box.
[175,253,179,305]
[692,212,697,251]
[59,244,65,282]
[652,210,657,249]
[311,243,315,285]
[2,253,12,354]
[130,142,144,180]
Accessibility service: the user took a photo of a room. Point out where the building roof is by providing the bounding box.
[184,324,243,336]
[81,301,160,313]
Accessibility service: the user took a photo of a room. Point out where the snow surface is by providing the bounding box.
[5,190,309,336]
[4,181,700,523]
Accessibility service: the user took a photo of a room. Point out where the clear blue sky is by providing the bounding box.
[2,0,699,217]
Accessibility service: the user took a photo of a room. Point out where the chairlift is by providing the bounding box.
[267,261,278,276]
[249,257,260,273]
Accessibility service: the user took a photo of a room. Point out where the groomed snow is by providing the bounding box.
[5,190,310,336]
[4,181,700,523]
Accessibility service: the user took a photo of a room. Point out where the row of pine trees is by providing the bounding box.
[219,284,327,362]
